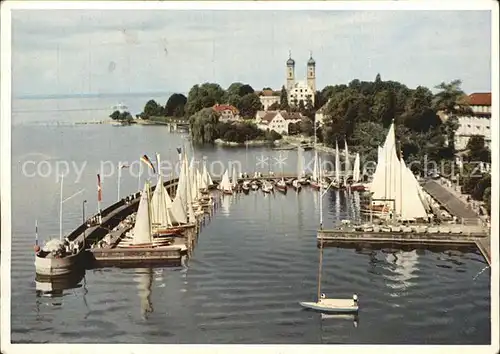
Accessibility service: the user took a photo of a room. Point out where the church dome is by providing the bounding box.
[307,56,316,66]
[286,57,295,66]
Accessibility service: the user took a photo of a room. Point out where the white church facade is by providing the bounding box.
[257,52,317,110]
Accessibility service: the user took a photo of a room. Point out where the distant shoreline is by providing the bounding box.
[14,91,184,100]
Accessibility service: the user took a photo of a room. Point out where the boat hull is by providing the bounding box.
[299,300,358,314]
[35,252,82,277]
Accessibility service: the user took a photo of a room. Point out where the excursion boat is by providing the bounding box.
[34,175,85,277]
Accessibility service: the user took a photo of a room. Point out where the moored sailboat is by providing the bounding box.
[300,157,359,314]
[218,169,233,195]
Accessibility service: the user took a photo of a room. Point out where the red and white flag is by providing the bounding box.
[97,173,102,202]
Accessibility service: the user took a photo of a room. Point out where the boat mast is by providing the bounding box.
[317,157,324,301]
[59,174,64,241]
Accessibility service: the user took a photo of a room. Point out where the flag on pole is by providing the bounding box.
[97,174,102,202]
[120,163,130,169]
[140,154,156,174]
[176,147,182,155]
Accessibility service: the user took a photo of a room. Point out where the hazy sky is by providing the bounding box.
[11,9,492,97]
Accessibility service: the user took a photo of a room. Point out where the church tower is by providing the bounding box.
[286,51,295,93]
[307,51,316,94]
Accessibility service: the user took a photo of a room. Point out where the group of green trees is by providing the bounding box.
[138,93,188,120]
[109,110,134,124]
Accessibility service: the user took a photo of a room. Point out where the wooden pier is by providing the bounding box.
[421,179,491,265]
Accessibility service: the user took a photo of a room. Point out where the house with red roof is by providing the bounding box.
[213,104,241,122]
[454,92,491,150]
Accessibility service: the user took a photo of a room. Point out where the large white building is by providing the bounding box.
[257,52,317,110]
[286,52,316,107]
[453,92,491,150]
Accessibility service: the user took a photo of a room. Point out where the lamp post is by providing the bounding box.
[83,200,87,240]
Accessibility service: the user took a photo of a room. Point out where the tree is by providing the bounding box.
[300,117,314,136]
[239,84,254,96]
[109,110,133,124]
[185,83,225,117]
[433,79,471,153]
[266,130,282,141]
[189,108,220,144]
[466,135,491,162]
[238,93,262,118]
[279,85,289,110]
[142,99,164,119]
[109,110,121,120]
[268,102,280,111]
[483,186,491,215]
[165,93,187,117]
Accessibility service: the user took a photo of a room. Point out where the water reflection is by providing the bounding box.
[35,270,85,298]
[220,194,232,217]
[385,250,419,291]
[134,268,153,319]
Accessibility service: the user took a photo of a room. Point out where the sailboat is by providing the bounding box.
[231,165,239,192]
[350,153,365,191]
[276,160,287,193]
[344,139,351,184]
[242,180,251,193]
[150,154,185,236]
[296,146,307,186]
[218,169,233,195]
[331,140,341,189]
[119,181,174,248]
[310,148,320,190]
[366,121,430,221]
[300,158,359,314]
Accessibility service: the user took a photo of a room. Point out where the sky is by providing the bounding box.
[11,9,492,97]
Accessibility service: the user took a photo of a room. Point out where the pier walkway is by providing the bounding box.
[421,179,491,265]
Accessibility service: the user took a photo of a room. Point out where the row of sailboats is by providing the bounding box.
[302,140,366,191]
[119,151,216,248]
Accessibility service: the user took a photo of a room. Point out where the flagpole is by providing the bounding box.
[59,174,64,241]
[138,161,142,192]
[117,164,122,202]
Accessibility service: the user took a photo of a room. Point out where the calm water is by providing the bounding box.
[10,98,491,344]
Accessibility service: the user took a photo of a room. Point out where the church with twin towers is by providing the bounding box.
[286,51,316,107]
[257,51,317,111]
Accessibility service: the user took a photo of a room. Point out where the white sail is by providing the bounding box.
[399,159,428,220]
[184,154,196,222]
[150,174,171,227]
[231,165,238,188]
[202,161,214,186]
[219,170,232,192]
[335,141,340,182]
[344,140,350,179]
[198,168,207,190]
[297,146,305,178]
[132,182,152,245]
[353,153,361,182]
[171,154,188,224]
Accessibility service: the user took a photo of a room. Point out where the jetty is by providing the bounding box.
[421,179,491,265]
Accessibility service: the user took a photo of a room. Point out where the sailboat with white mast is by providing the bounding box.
[295,146,307,187]
[300,158,359,313]
[218,169,233,195]
[349,152,366,191]
[366,120,430,221]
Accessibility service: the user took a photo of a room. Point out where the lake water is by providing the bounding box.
[9,97,491,344]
